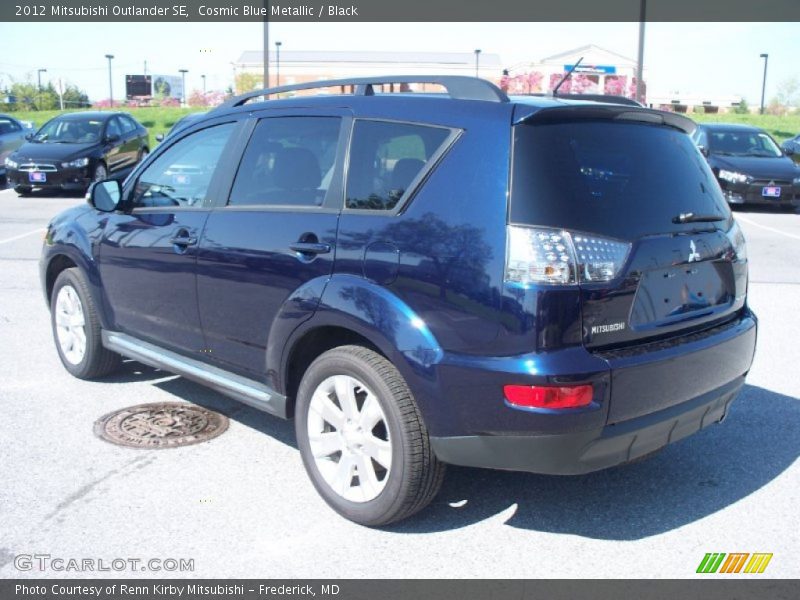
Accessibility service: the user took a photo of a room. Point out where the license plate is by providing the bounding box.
[762,186,781,198]
[28,171,46,183]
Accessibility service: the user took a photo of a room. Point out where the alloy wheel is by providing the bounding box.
[306,374,393,503]
[54,284,86,365]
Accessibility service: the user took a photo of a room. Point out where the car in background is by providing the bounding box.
[693,123,800,210]
[155,111,207,143]
[4,111,149,196]
[781,133,800,163]
[0,114,30,178]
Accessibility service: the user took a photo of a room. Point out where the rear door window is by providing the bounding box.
[228,116,342,207]
[510,121,729,240]
[345,120,452,211]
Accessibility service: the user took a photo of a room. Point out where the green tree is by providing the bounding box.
[774,77,799,108]
[61,84,90,108]
[733,98,750,114]
[235,72,262,94]
[9,81,58,110]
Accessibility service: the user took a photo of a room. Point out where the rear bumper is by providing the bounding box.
[431,375,744,475]
[426,310,757,474]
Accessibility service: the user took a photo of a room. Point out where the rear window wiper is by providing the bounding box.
[673,212,727,224]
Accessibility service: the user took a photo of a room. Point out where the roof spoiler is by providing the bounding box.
[514,104,696,135]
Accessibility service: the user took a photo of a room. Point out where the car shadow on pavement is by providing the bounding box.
[98,359,175,384]
[387,384,800,539]
[102,372,799,539]
[152,375,299,449]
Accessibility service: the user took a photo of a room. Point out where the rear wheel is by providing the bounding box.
[51,268,120,379]
[295,345,445,526]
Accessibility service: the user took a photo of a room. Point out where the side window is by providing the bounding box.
[106,118,122,138]
[0,118,21,134]
[131,123,235,209]
[119,117,137,134]
[228,117,341,207]
[346,120,451,210]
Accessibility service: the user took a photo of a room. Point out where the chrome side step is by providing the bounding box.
[102,331,288,419]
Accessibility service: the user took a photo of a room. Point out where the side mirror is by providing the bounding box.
[87,180,121,212]
[697,145,709,157]
[784,147,795,156]
[105,134,120,144]
[25,133,33,141]
[155,133,164,143]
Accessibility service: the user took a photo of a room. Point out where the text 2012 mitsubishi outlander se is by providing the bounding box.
[40,77,757,526]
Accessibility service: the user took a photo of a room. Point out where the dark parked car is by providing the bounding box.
[781,133,800,163]
[41,77,757,526]
[5,111,148,196]
[0,113,30,178]
[693,123,800,210]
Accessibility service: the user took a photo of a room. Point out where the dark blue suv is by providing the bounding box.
[40,77,757,526]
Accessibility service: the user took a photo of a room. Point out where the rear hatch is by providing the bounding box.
[508,104,749,406]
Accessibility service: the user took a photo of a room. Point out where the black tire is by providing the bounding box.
[50,268,121,379]
[14,186,32,197]
[295,345,445,526]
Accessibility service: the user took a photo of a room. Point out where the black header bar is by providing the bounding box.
[2,0,800,22]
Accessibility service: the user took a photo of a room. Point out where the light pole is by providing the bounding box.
[179,69,188,106]
[275,41,282,87]
[635,0,646,103]
[474,49,481,78]
[201,74,206,95]
[263,0,269,88]
[104,54,114,107]
[759,53,769,115]
[36,68,47,110]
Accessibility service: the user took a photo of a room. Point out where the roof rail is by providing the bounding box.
[212,75,509,111]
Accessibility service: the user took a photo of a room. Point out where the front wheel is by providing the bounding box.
[295,345,445,526]
[51,268,120,379]
[14,186,32,197]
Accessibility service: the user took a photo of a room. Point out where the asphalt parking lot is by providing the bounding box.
[0,187,798,579]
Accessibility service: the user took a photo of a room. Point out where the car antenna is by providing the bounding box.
[552,57,584,96]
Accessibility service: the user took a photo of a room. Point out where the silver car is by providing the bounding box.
[0,114,31,177]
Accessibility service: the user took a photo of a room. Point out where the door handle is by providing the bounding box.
[289,242,331,255]
[170,230,198,246]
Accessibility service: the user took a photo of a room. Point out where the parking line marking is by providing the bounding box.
[0,228,45,245]
[736,215,800,242]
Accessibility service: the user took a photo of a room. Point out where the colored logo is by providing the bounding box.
[696,553,773,574]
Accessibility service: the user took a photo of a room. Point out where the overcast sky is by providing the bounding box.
[0,22,795,103]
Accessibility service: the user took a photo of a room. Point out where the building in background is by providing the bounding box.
[234,45,743,113]
[504,44,643,99]
[234,50,503,92]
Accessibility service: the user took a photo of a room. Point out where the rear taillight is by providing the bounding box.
[726,220,747,262]
[505,225,631,286]
[504,384,594,410]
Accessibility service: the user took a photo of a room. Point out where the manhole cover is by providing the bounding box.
[94,402,229,449]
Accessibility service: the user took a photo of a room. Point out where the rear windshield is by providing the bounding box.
[510,121,729,240]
